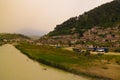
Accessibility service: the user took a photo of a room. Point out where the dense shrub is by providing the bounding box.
[114,48,120,52]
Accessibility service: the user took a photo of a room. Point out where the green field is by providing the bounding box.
[15,42,120,80]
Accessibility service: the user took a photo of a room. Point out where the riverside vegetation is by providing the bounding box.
[15,42,120,80]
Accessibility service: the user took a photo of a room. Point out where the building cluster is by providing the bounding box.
[38,26,120,50]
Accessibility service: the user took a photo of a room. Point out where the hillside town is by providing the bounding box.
[38,26,120,52]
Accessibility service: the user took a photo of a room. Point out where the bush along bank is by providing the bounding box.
[15,43,120,80]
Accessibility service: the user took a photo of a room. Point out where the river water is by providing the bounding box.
[0,44,88,80]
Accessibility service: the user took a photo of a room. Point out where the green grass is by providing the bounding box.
[0,41,3,46]
[15,42,120,66]
[15,42,120,80]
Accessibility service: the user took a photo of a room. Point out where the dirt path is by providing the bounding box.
[64,47,120,56]
[91,52,120,55]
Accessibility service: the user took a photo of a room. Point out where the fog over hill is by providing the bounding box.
[16,29,48,36]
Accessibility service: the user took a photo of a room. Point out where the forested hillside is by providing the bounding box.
[48,0,120,36]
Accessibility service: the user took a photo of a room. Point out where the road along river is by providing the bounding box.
[0,44,89,80]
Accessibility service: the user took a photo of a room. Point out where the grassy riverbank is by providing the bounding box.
[15,43,120,80]
[0,42,3,46]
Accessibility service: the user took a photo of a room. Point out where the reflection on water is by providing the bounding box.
[0,44,88,80]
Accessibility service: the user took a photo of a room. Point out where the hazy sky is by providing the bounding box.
[0,0,113,36]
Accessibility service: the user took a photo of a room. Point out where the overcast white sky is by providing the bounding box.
[0,0,113,36]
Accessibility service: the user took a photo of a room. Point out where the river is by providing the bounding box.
[0,44,88,80]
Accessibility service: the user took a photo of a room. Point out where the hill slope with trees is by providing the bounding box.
[48,0,120,36]
[0,33,30,45]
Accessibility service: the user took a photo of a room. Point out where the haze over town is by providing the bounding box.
[0,0,113,36]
